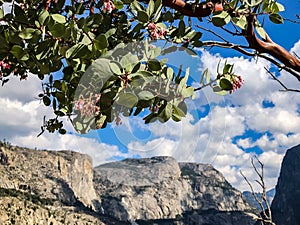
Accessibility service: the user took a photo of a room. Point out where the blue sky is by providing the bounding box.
[0,1,300,191]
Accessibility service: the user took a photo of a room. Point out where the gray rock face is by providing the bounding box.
[271,144,300,225]
[94,156,256,222]
[0,144,99,210]
[0,142,257,225]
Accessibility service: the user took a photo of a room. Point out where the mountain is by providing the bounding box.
[0,141,258,225]
[242,188,275,211]
[271,144,300,225]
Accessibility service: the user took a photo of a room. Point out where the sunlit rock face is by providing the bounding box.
[0,142,257,225]
[94,156,256,223]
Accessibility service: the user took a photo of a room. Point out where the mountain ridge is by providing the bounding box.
[0,141,258,225]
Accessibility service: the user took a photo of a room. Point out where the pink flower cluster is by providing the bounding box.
[147,23,167,40]
[103,0,115,13]
[74,94,101,117]
[230,75,243,94]
[0,61,10,79]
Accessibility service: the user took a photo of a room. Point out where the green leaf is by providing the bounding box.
[116,93,138,108]
[154,0,162,12]
[178,20,185,37]
[231,15,247,29]
[200,68,208,85]
[109,61,123,75]
[244,0,263,7]
[137,10,149,23]
[147,0,155,17]
[18,28,37,40]
[138,90,154,100]
[163,11,174,22]
[269,13,283,24]
[94,34,108,50]
[223,63,233,74]
[114,0,124,9]
[49,23,66,37]
[276,3,285,12]
[219,78,233,91]
[173,104,186,117]
[96,115,107,129]
[10,45,29,61]
[0,9,4,19]
[43,96,51,106]
[59,128,67,134]
[130,0,144,11]
[213,85,228,95]
[148,47,161,59]
[147,59,161,71]
[120,53,139,71]
[105,28,117,38]
[66,44,89,59]
[158,102,172,122]
[14,5,28,24]
[255,22,267,39]
[166,67,174,80]
[181,86,194,98]
[212,11,231,27]
[39,10,49,25]
[51,14,67,24]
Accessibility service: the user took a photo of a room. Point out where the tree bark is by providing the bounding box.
[244,15,300,79]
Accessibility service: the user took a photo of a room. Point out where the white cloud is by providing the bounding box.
[11,132,124,166]
[1,38,300,193]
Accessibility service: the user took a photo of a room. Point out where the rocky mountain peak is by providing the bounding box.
[95,156,181,186]
[94,156,256,223]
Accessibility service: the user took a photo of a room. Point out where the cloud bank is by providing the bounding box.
[1,40,300,191]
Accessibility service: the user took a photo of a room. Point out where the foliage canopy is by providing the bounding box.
[0,0,299,134]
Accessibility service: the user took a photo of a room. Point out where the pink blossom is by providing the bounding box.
[150,31,159,40]
[0,61,10,70]
[147,23,157,31]
[147,22,167,40]
[74,94,101,117]
[103,0,115,13]
[158,27,167,36]
[230,75,243,94]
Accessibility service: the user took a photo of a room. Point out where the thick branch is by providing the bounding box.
[156,1,300,80]
[160,0,223,18]
[243,15,300,80]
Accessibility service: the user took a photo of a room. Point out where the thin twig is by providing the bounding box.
[200,40,300,80]
[241,157,276,225]
[264,67,300,93]
[196,25,229,42]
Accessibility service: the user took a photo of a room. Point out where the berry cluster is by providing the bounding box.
[230,75,243,94]
[147,23,167,40]
[0,61,10,78]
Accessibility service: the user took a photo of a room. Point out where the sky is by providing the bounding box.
[0,1,300,192]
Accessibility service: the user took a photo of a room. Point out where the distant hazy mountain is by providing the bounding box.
[242,189,275,211]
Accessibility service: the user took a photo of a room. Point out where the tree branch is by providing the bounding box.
[264,67,300,92]
[243,15,300,80]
